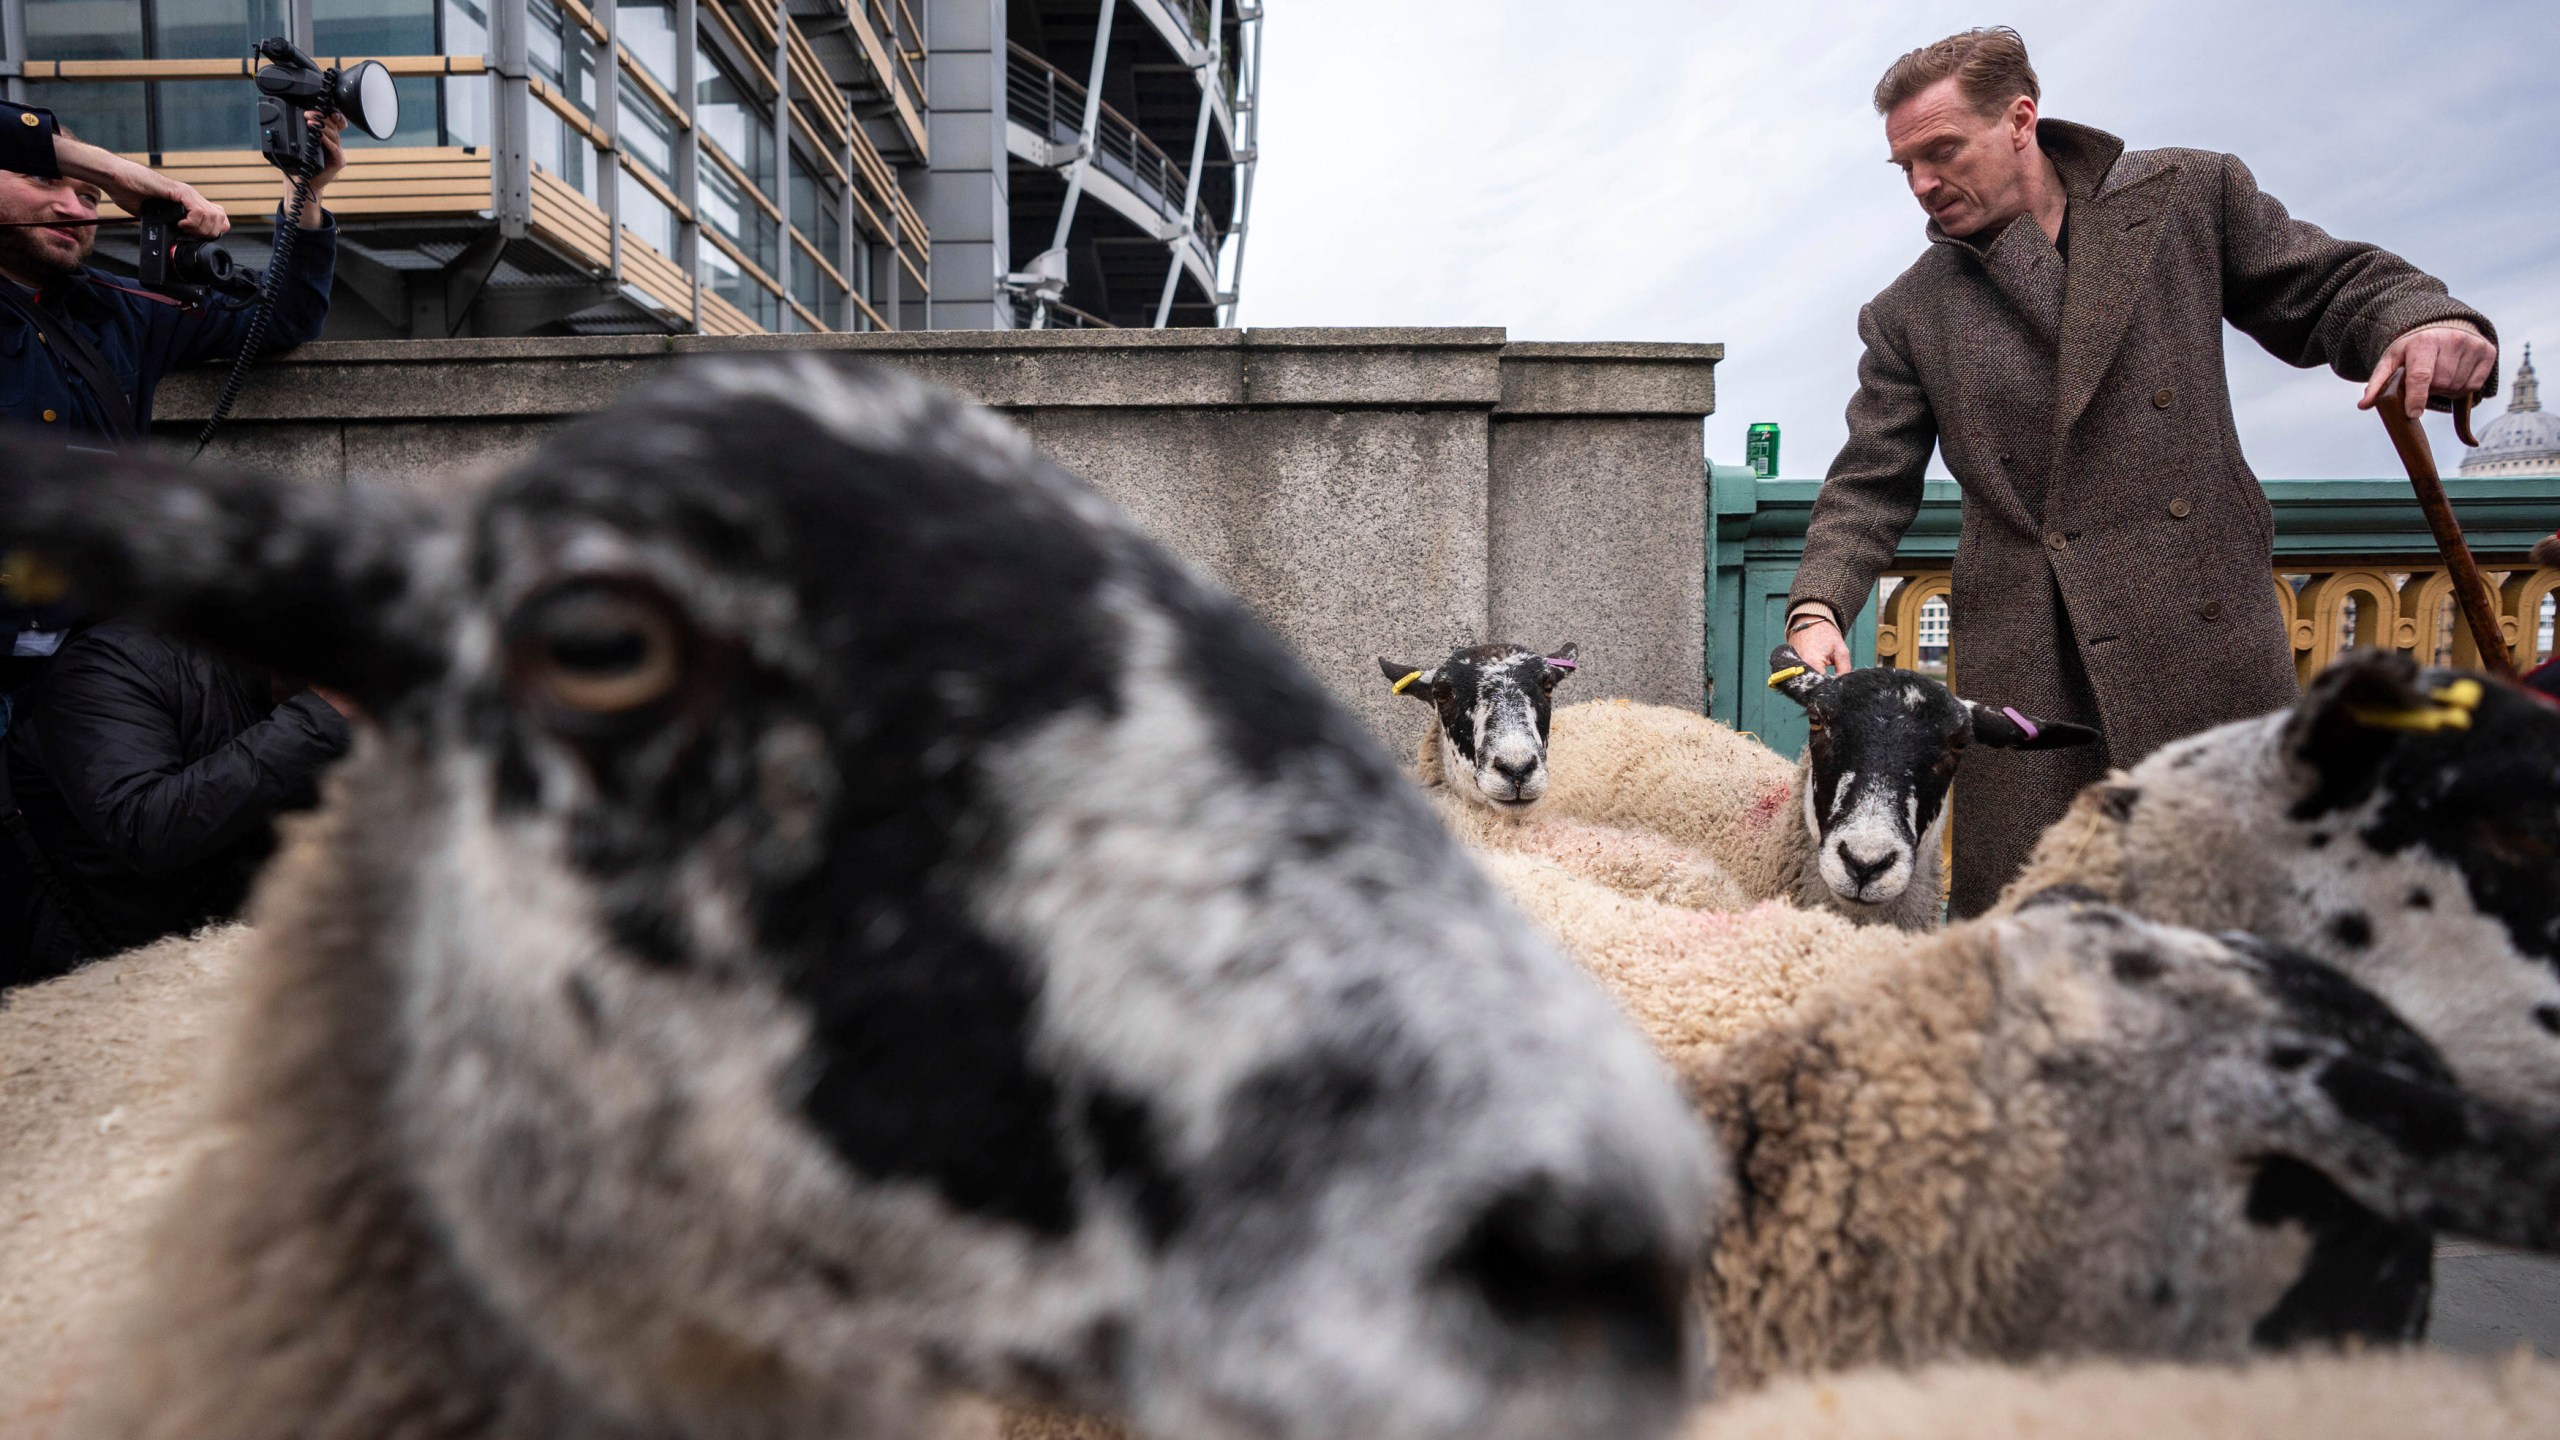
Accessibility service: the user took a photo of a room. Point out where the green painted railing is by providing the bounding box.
[1706,466,2560,756]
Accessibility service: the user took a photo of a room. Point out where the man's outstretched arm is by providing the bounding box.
[2218,151,2496,420]
[1786,303,1938,675]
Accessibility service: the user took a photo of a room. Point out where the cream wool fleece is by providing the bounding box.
[0,927,251,1433]
[1433,794,1754,914]
[1475,854,1899,1064]
[1535,699,1807,903]
[1686,1349,2560,1440]
[1481,854,2044,1387]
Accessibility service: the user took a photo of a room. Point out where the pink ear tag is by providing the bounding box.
[1545,656,1577,671]
[1999,705,2040,741]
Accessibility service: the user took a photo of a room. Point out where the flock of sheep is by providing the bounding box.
[1,355,2556,1440]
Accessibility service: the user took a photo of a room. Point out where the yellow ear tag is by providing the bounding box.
[1391,670,1425,696]
[1766,664,1809,689]
[2345,679,2486,733]
[0,548,70,605]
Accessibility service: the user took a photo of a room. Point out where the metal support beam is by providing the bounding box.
[676,0,701,330]
[771,0,790,328]
[1217,1,1261,326]
[490,0,534,239]
[599,0,622,284]
[839,125,857,329]
[4,0,29,105]
[1152,0,1220,327]
[1026,0,1117,328]
[441,222,511,334]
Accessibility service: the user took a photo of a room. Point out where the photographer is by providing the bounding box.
[0,99,344,441]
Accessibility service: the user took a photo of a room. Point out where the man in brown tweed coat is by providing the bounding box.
[1785,28,2499,917]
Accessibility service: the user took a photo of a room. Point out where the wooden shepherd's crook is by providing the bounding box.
[2374,387,2515,679]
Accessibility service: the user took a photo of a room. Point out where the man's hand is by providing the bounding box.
[1786,607,1855,677]
[307,684,359,719]
[51,135,229,238]
[285,112,349,229]
[2359,323,2498,421]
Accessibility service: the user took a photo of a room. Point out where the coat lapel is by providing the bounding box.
[2051,163,2179,439]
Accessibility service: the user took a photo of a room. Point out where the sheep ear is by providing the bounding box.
[0,437,450,708]
[2282,650,2434,809]
[1541,641,1577,689]
[1965,700,2101,751]
[1765,642,1829,707]
[1378,657,1436,699]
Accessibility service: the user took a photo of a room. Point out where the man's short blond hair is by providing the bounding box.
[1873,27,2040,118]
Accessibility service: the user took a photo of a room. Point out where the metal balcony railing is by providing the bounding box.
[1008,41,1222,258]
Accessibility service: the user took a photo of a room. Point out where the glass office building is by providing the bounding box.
[2,0,1258,335]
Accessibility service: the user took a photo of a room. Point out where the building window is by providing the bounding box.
[1915,595,1950,674]
[698,154,777,279]
[616,70,674,180]
[528,0,598,114]
[620,171,675,256]
[24,0,442,152]
[787,148,843,327]
[442,0,489,146]
[700,237,777,329]
[313,0,441,144]
[695,44,773,193]
[25,0,143,59]
[615,0,678,91]
[156,0,289,57]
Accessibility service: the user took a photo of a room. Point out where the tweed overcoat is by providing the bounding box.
[1790,120,2495,916]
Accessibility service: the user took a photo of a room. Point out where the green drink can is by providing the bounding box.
[1746,422,1780,479]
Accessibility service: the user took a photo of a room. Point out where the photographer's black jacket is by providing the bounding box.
[3,621,349,982]
[0,209,335,439]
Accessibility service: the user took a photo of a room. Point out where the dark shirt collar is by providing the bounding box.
[1926,118,2127,257]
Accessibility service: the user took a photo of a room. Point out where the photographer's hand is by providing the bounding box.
[54,136,230,238]
[288,112,349,228]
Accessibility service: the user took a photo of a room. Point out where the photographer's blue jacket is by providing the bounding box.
[0,209,335,441]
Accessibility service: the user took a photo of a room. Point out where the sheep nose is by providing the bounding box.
[1440,1177,1684,1377]
[1835,842,1896,890]
[1491,757,1540,789]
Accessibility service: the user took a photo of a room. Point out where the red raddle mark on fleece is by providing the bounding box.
[1744,781,1790,830]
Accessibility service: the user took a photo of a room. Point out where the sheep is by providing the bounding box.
[1374,643,1752,912]
[0,927,247,1429]
[1683,1348,2560,1440]
[1381,641,2095,930]
[1999,648,2560,1118]
[1484,850,2560,1390]
[0,355,1720,1440]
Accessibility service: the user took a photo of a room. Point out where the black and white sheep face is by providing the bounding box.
[2101,651,2560,1117]
[0,361,1714,1440]
[1380,643,1577,808]
[1766,644,2097,909]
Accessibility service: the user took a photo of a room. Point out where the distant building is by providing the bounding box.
[2462,344,2558,477]
[6,0,1258,336]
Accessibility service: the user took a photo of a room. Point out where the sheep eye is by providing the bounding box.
[509,582,688,717]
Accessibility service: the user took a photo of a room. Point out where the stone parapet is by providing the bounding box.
[155,328,1722,744]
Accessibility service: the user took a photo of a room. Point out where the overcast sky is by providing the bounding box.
[1239,0,2558,479]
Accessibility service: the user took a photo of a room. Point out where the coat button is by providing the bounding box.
[2169,497,2191,518]
[2200,600,2223,621]
[2046,531,2068,552]
[2152,388,2175,409]
[39,409,55,422]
